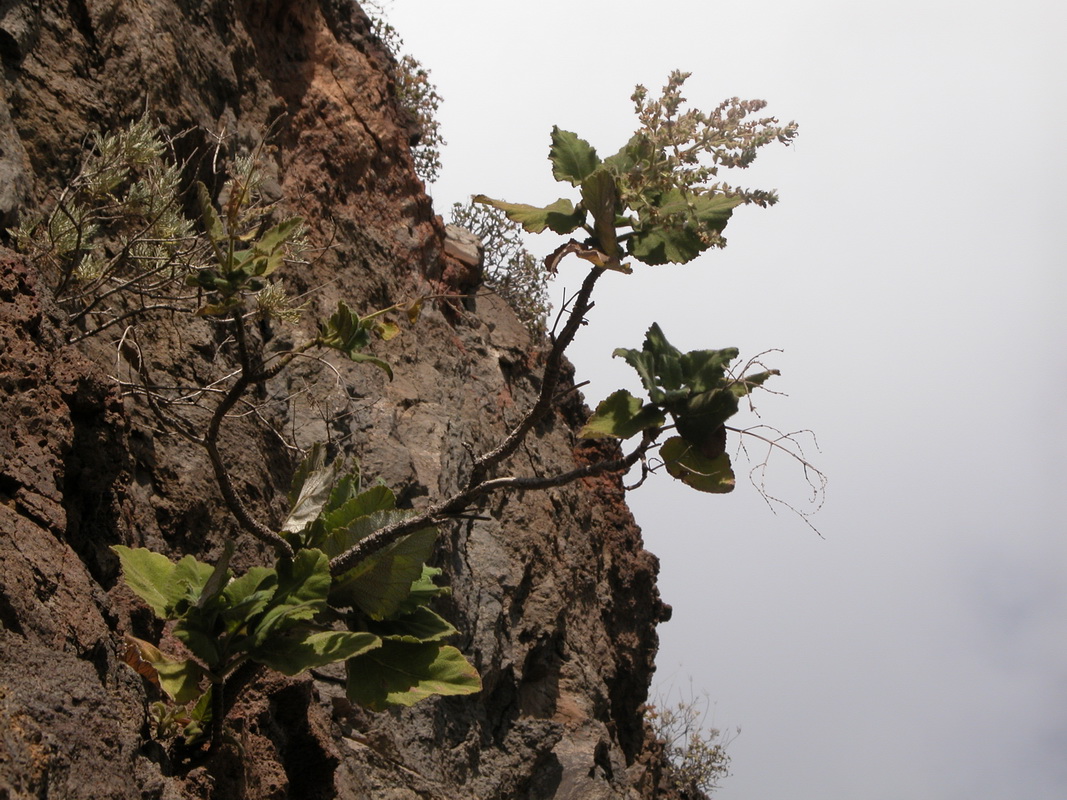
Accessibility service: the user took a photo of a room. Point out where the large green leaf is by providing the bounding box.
[320,508,408,560]
[251,217,303,277]
[368,605,458,644]
[320,485,397,536]
[612,348,664,403]
[330,525,438,619]
[253,630,381,676]
[471,195,584,235]
[250,549,332,648]
[549,127,601,186]
[345,641,481,711]
[219,566,277,634]
[628,222,704,265]
[323,467,363,517]
[689,193,742,227]
[678,348,739,394]
[111,546,184,618]
[659,436,736,493]
[676,388,739,447]
[579,389,665,440]
[170,555,214,612]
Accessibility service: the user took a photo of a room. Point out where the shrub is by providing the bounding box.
[365,1,445,184]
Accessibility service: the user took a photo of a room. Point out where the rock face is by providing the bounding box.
[0,1,679,797]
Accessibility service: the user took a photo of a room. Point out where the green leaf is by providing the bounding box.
[345,641,481,711]
[317,301,392,378]
[628,223,704,265]
[323,468,363,516]
[153,656,209,705]
[346,351,394,379]
[689,193,742,228]
[321,485,397,535]
[396,565,451,615]
[171,555,214,608]
[549,127,601,186]
[123,635,207,704]
[730,369,780,398]
[196,182,224,248]
[330,524,438,619]
[680,387,739,429]
[471,195,584,235]
[111,546,183,618]
[368,605,458,644]
[219,567,277,635]
[250,549,332,648]
[612,347,663,403]
[678,348,739,394]
[253,630,381,676]
[602,133,653,176]
[580,169,620,258]
[659,436,735,493]
[253,217,302,264]
[195,541,234,610]
[675,389,738,458]
[579,389,665,440]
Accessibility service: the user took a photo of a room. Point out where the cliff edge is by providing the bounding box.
[0,1,678,797]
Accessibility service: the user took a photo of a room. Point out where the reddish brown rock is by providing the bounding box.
[0,2,681,797]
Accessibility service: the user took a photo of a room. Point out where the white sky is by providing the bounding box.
[382,2,1067,798]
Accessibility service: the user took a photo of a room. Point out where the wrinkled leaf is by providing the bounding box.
[250,549,331,648]
[368,605,458,644]
[321,485,397,535]
[678,347,739,395]
[579,389,665,440]
[602,133,653,176]
[111,546,183,618]
[549,127,601,186]
[396,565,451,615]
[330,525,438,619]
[628,223,704,265]
[660,436,735,493]
[253,630,381,676]
[472,195,584,235]
[196,181,224,253]
[676,388,739,447]
[219,566,277,634]
[345,641,481,711]
[195,541,234,610]
[730,369,780,398]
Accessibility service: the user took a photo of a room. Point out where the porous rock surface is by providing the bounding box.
[0,1,678,797]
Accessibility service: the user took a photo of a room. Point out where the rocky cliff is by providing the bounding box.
[0,1,678,797]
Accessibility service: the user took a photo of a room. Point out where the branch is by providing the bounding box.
[330,433,651,576]
[202,311,293,557]
[466,264,604,485]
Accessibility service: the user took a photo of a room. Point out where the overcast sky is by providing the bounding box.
[382,2,1067,798]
